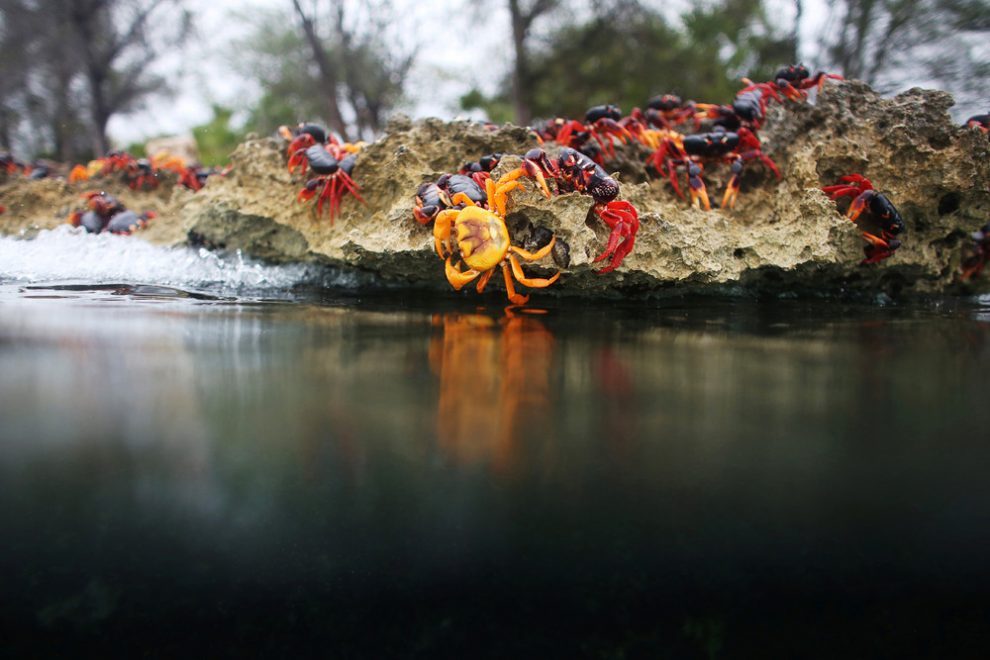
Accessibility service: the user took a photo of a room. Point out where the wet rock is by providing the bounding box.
[1,83,988,297]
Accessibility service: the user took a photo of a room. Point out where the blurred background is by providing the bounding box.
[1,0,987,164]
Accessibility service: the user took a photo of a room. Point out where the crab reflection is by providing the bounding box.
[429,308,556,471]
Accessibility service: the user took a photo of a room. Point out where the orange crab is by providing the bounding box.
[433,170,560,305]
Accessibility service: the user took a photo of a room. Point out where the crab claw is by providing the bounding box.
[860,232,900,264]
[297,180,320,203]
[288,148,311,175]
[593,200,640,275]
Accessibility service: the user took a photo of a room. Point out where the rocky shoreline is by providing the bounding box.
[2,81,988,298]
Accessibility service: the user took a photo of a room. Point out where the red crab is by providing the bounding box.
[281,123,364,222]
[822,174,905,264]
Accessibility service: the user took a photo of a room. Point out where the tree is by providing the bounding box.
[67,0,191,156]
[820,0,990,105]
[0,0,190,161]
[279,0,416,141]
[507,0,561,125]
[462,0,795,121]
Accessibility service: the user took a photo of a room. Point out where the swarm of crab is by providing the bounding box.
[68,151,228,192]
[397,65,990,301]
[523,64,919,272]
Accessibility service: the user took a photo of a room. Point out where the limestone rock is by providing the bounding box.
[2,83,988,297]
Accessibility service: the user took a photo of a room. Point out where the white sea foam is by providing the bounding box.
[0,225,352,291]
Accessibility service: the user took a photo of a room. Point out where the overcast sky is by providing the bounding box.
[108,0,982,146]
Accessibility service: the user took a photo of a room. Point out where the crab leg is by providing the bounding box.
[445,257,481,290]
[498,166,552,199]
[687,162,711,211]
[508,253,560,288]
[475,269,495,293]
[433,209,460,258]
[510,236,556,261]
[500,261,530,306]
[721,158,744,210]
[449,192,478,207]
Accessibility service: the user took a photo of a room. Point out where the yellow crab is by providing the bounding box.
[433,171,560,305]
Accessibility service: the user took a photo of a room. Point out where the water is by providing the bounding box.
[2,234,990,657]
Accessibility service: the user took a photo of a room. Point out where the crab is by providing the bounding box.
[741,64,843,103]
[532,105,632,165]
[822,174,905,264]
[516,147,640,274]
[281,123,365,222]
[648,128,780,210]
[961,223,990,280]
[432,169,560,305]
[966,113,989,133]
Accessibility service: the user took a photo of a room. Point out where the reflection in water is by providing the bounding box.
[594,347,637,454]
[2,285,990,656]
[429,310,555,471]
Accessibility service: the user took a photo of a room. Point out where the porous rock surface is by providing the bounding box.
[1,81,987,297]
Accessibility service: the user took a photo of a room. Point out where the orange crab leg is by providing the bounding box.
[449,192,478,207]
[492,181,522,217]
[510,236,556,261]
[433,209,460,258]
[445,257,481,290]
[500,261,530,306]
[687,163,711,211]
[501,165,552,199]
[475,269,495,293]
[508,253,560,288]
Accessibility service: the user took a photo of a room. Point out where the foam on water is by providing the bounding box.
[0,225,356,292]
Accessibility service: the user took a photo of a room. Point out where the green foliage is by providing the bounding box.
[193,106,245,167]
[123,141,147,158]
[462,0,796,121]
[232,3,413,140]
[460,89,515,124]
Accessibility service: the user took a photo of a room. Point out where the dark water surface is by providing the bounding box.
[2,282,989,657]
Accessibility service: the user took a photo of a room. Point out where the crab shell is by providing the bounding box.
[447,206,511,272]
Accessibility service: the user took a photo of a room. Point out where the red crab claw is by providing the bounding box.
[287,147,313,175]
[822,174,873,200]
[860,232,900,264]
[469,171,491,188]
[620,111,648,139]
[648,138,682,179]
[779,82,807,103]
[554,120,588,149]
[287,133,317,159]
[590,118,633,157]
[298,179,320,204]
[593,200,640,274]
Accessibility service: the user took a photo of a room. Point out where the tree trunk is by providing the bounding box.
[509,0,532,126]
[291,0,349,140]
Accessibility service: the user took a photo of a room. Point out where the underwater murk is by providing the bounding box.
[1,230,990,657]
